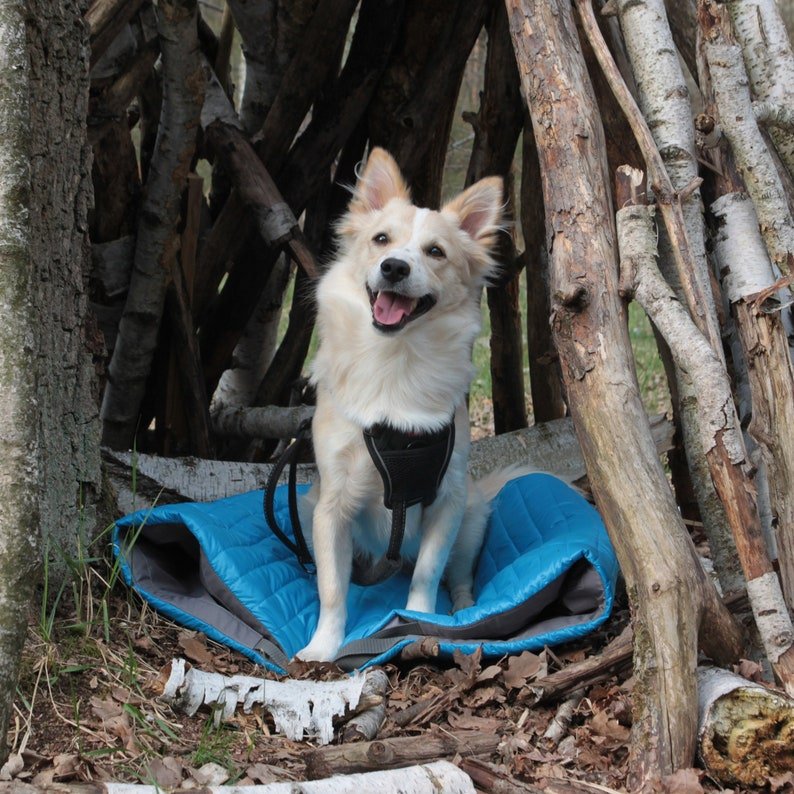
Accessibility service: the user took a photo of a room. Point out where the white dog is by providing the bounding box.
[297,148,507,662]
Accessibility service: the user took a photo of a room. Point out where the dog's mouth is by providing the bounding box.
[367,288,436,332]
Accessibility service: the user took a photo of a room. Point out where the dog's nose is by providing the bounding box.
[380,258,411,283]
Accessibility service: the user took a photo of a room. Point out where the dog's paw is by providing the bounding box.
[294,634,342,663]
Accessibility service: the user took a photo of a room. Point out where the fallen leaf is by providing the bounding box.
[90,696,122,721]
[476,664,503,684]
[145,757,183,789]
[178,632,214,666]
[734,658,764,682]
[770,771,794,792]
[0,753,24,781]
[189,762,230,787]
[662,768,704,794]
[447,711,504,733]
[589,708,630,744]
[504,652,545,689]
[468,684,505,708]
[246,763,294,784]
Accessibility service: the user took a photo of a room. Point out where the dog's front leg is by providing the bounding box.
[295,494,353,662]
[405,492,466,614]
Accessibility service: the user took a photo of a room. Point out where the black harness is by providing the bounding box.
[263,417,456,586]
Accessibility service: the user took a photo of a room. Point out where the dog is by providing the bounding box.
[296,147,510,662]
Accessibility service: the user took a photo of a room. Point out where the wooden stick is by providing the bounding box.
[100,0,204,451]
[617,174,794,694]
[463,2,526,434]
[304,730,502,780]
[85,0,146,67]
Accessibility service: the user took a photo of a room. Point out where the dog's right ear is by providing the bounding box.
[348,148,410,214]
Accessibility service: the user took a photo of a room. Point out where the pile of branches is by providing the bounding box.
[85,0,794,787]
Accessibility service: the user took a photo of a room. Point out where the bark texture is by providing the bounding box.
[507,1,741,783]
[101,0,205,449]
[0,0,39,765]
[27,0,102,574]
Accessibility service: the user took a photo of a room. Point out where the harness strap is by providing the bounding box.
[263,419,315,573]
[263,418,456,587]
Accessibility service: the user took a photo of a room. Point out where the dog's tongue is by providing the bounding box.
[373,291,413,326]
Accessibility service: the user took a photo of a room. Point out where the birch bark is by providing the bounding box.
[615,0,742,595]
[703,6,794,279]
[506,1,742,783]
[618,194,794,695]
[0,0,39,764]
[727,0,794,178]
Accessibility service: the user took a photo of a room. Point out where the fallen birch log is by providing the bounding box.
[0,762,474,794]
[697,666,794,787]
[105,413,675,512]
[340,668,388,742]
[304,729,502,780]
[157,658,387,745]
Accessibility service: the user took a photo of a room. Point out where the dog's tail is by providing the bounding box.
[472,464,539,502]
[473,464,584,503]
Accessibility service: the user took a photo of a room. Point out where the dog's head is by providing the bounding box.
[336,148,504,334]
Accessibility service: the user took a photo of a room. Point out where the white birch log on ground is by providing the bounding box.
[703,6,794,279]
[0,2,41,766]
[159,658,379,745]
[0,763,475,794]
[508,3,743,786]
[727,0,794,179]
[697,665,794,787]
[615,0,742,595]
[104,413,676,512]
[617,187,794,694]
[100,0,205,450]
[712,191,794,611]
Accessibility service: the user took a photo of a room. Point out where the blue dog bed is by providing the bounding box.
[113,473,618,674]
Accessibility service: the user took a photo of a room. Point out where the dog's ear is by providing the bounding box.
[442,176,504,244]
[349,148,410,214]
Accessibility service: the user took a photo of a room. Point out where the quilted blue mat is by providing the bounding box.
[114,473,618,674]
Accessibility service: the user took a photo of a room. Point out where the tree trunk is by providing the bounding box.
[507,1,742,785]
[0,1,40,766]
[27,0,103,577]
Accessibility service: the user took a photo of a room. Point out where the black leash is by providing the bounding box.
[263,418,456,586]
[263,419,315,573]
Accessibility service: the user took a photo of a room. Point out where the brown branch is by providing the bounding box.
[100,0,205,450]
[304,729,502,780]
[85,0,147,67]
[463,1,526,434]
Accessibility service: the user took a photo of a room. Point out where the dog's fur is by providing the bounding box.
[296,148,507,662]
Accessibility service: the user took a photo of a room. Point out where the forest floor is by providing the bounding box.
[5,504,777,794]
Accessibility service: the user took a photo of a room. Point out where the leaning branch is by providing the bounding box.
[100,0,204,450]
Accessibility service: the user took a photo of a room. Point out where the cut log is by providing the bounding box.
[304,729,501,780]
[697,666,794,787]
[611,0,740,597]
[85,0,146,67]
[341,668,389,743]
[702,4,794,279]
[712,190,794,610]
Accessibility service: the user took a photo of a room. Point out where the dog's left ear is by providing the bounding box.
[349,148,410,214]
[442,176,504,244]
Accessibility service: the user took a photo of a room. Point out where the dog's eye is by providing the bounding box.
[373,233,389,245]
[427,245,445,258]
